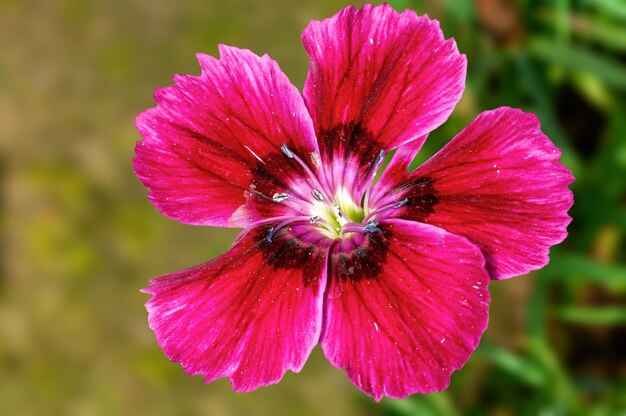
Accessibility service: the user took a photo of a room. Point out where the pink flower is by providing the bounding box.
[134,4,573,400]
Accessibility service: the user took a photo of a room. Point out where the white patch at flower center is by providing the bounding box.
[310,187,366,238]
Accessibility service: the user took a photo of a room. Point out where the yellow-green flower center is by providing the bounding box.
[311,188,366,238]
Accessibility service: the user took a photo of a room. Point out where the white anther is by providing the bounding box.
[272,193,289,202]
[281,144,294,158]
[311,189,324,201]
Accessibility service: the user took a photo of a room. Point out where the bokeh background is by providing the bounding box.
[2,0,625,414]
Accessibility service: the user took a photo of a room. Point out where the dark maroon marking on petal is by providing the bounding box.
[254,222,328,289]
[243,224,331,286]
[248,149,320,202]
[318,122,385,194]
[319,122,382,162]
[230,150,315,222]
[393,176,439,222]
[249,151,295,197]
[330,228,391,283]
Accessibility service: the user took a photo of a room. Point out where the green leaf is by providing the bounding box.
[441,0,474,23]
[388,0,412,12]
[529,37,626,90]
[582,0,626,20]
[383,393,457,416]
[556,0,571,44]
[476,342,546,388]
[556,306,626,325]
[572,14,626,51]
[514,54,582,177]
[543,255,626,285]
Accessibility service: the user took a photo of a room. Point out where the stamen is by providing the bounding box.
[272,192,289,202]
[360,148,389,213]
[363,219,380,232]
[248,189,319,217]
[375,149,386,166]
[266,215,335,242]
[280,144,294,159]
[333,207,348,230]
[281,143,330,201]
[340,219,380,236]
[358,149,385,194]
[266,216,308,242]
[311,189,324,201]
[393,198,409,208]
[310,150,334,198]
[363,198,409,222]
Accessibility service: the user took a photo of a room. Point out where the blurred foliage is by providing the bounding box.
[2,0,625,415]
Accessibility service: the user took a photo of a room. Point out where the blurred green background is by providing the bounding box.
[2,0,625,414]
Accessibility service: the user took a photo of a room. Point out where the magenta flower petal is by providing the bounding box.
[303,4,464,146]
[321,219,490,401]
[301,4,465,202]
[134,45,318,227]
[375,107,574,279]
[144,222,329,391]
